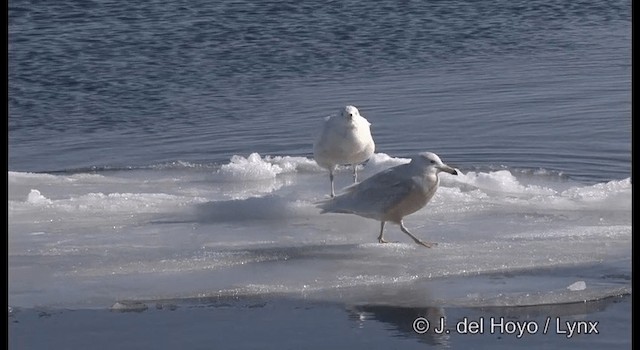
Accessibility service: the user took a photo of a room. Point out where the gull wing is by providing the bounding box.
[319,164,416,219]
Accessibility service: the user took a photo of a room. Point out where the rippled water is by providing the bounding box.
[9,0,631,183]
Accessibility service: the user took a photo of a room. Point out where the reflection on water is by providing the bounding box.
[348,305,450,346]
[348,293,629,347]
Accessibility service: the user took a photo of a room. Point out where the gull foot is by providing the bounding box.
[415,240,437,248]
[378,238,401,244]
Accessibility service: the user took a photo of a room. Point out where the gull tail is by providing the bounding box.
[315,196,357,215]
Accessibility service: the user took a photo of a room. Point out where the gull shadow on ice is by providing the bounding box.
[150,195,315,224]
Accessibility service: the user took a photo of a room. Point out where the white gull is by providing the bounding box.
[313,105,375,197]
[318,152,458,248]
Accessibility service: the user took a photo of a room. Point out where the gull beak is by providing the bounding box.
[439,164,458,175]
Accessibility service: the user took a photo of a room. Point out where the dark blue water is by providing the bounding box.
[9,0,631,183]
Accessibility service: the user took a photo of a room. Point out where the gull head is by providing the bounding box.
[412,152,458,175]
[341,105,361,120]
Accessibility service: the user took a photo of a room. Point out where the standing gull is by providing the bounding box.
[313,105,375,197]
[318,152,458,248]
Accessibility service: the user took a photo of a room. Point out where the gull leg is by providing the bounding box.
[329,170,335,197]
[352,165,358,183]
[400,221,436,248]
[378,221,390,243]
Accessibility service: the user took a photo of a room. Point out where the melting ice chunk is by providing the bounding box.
[110,301,148,312]
[27,189,52,205]
[566,281,587,291]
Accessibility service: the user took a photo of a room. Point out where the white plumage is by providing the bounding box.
[318,152,458,248]
[313,105,375,197]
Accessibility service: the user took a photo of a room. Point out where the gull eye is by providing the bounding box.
[430,160,436,164]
